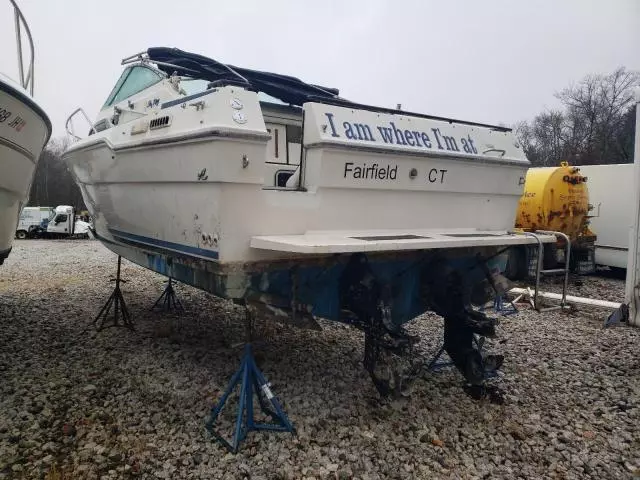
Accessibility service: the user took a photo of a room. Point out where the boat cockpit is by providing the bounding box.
[73,48,344,191]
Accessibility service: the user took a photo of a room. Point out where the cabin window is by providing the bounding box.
[265,123,287,163]
[102,66,163,109]
[286,124,302,144]
[54,214,68,224]
[266,128,280,159]
[180,78,210,96]
[286,125,303,165]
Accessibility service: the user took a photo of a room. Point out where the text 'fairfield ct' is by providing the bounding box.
[324,112,478,154]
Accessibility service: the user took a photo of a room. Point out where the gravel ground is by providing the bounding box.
[0,240,639,480]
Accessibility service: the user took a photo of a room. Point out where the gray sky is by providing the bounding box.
[2,0,639,138]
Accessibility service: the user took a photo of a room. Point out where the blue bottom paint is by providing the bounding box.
[136,246,508,328]
[250,254,506,326]
[97,225,510,327]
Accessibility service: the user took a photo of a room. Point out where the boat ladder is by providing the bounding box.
[520,230,572,312]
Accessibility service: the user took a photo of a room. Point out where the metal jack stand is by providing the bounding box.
[205,307,295,453]
[151,277,184,312]
[93,256,134,331]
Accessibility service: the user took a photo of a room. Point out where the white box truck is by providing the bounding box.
[578,163,631,275]
[16,206,55,239]
[20,205,92,239]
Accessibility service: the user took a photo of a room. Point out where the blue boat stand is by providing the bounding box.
[205,308,295,453]
[428,334,484,370]
[479,295,519,316]
[427,334,501,380]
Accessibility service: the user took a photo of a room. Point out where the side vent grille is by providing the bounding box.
[149,115,171,130]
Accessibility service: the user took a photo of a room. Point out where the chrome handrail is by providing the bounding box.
[9,0,35,96]
[65,107,95,141]
[121,51,147,65]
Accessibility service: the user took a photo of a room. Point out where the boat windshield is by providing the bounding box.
[179,78,209,96]
[102,65,163,109]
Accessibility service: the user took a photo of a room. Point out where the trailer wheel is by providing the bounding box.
[15,230,27,240]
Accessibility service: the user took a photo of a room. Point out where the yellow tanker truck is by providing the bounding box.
[506,162,597,279]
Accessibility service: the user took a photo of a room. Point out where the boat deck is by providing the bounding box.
[251,228,556,254]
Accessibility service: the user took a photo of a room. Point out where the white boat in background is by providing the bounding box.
[0,0,51,265]
[63,47,554,397]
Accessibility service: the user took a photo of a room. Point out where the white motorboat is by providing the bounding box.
[63,47,554,396]
[0,0,51,265]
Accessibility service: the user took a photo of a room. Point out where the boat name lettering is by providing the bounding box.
[428,168,447,183]
[8,115,27,132]
[325,113,479,155]
[343,163,448,184]
[0,107,12,123]
[0,107,25,132]
[344,162,398,180]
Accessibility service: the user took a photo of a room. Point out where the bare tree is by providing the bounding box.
[515,67,638,167]
[28,136,86,210]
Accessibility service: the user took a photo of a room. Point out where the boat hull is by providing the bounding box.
[64,129,529,265]
[65,134,536,326]
[63,85,548,326]
[0,79,51,264]
[91,226,512,328]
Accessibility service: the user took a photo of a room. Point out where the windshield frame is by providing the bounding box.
[101,64,165,110]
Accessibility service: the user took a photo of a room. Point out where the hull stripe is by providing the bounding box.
[108,228,219,259]
[0,134,36,162]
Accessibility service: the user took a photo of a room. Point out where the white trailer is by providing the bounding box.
[624,89,640,327]
[578,163,633,274]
